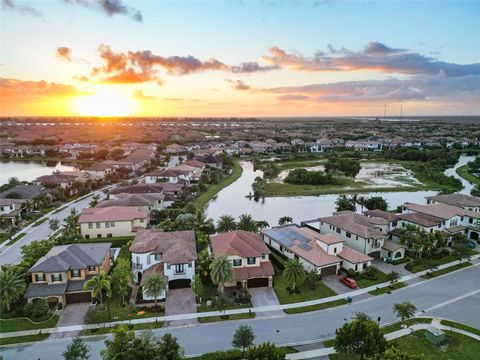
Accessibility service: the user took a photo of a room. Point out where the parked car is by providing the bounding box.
[467,240,476,249]
[340,277,357,289]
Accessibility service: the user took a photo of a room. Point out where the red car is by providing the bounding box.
[341,277,357,289]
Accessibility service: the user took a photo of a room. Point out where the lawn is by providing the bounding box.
[273,271,336,304]
[380,318,432,334]
[284,299,348,315]
[84,321,165,335]
[368,282,406,295]
[354,267,388,288]
[421,262,472,279]
[197,312,255,323]
[456,164,480,186]
[6,232,26,246]
[440,320,480,336]
[0,314,59,333]
[0,334,50,346]
[194,160,243,210]
[405,254,458,273]
[0,232,10,244]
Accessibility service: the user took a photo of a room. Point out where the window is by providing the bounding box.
[154,254,162,261]
[392,221,398,227]
[333,247,337,254]
[110,222,115,227]
[96,222,101,229]
[363,263,367,269]
[262,254,266,259]
[354,264,358,271]
[88,223,93,229]
[247,257,255,265]
[139,218,145,223]
[35,274,45,282]
[233,259,242,267]
[85,235,90,239]
[70,270,80,278]
[88,266,96,272]
[346,232,351,238]
[105,222,110,228]
[51,274,62,282]
[188,260,193,268]
[336,228,341,234]
[356,235,358,240]
[175,264,185,273]
[147,255,151,265]
[107,233,112,238]
[469,218,473,224]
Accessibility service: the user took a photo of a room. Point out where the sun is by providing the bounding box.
[72,90,137,117]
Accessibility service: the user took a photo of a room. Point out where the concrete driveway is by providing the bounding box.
[49,302,90,339]
[165,288,197,326]
[373,259,411,277]
[249,287,284,317]
[322,274,355,295]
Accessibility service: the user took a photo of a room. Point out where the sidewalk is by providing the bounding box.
[286,319,480,359]
[1,255,479,340]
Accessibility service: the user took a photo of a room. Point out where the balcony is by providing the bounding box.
[133,263,143,270]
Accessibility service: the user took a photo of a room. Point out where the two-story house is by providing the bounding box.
[210,230,275,288]
[144,169,191,184]
[78,206,149,239]
[262,224,373,275]
[426,193,480,213]
[25,243,111,307]
[129,229,197,300]
[0,198,25,225]
[97,193,166,211]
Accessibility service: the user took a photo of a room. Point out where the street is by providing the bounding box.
[2,263,479,360]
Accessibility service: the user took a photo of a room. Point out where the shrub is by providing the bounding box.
[198,349,242,360]
[84,304,108,324]
[391,257,410,265]
[23,299,49,319]
[346,268,357,277]
[236,287,252,305]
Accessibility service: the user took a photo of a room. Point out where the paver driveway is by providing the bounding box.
[322,274,355,295]
[249,287,284,317]
[48,302,90,339]
[165,288,197,326]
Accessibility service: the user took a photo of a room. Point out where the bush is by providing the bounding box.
[23,299,49,319]
[84,305,108,324]
[198,349,242,360]
[391,257,410,265]
[346,268,357,277]
[236,287,252,305]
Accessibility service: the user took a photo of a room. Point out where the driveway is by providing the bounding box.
[165,288,197,326]
[373,259,411,277]
[49,302,90,339]
[249,287,284,317]
[322,274,355,295]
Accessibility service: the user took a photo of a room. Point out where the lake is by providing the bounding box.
[0,161,76,185]
[205,156,476,225]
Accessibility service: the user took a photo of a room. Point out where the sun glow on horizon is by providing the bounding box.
[71,90,137,117]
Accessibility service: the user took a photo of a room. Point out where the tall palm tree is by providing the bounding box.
[237,214,259,233]
[143,274,167,307]
[278,216,293,226]
[89,194,100,208]
[256,220,270,231]
[83,271,111,305]
[356,196,366,213]
[193,211,215,234]
[196,251,212,279]
[216,214,237,233]
[209,255,234,294]
[283,258,306,293]
[0,266,26,312]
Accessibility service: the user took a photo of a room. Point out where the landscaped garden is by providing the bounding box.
[353,266,388,288]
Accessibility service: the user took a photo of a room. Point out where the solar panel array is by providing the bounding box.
[264,227,313,251]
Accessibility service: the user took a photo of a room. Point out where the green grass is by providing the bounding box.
[276,159,326,171]
[355,267,388,288]
[273,271,336,304]
[6,232,26,245]
[405,254,459,273]
[440,320,480,336]
[84,321,165,335]
[79,236,134,247]
[368,282,406,295]
[0,232,10,244]
[283,299,348,315]
[391,330,480,360]
[53,206,68,214]
[421,262,472,279]
[456,164,480,186]
[32,217,48,227]
[0,333,50,346]
[194,161,242,210]
[197,312,255,323]
[380,318,433,334]
[0,314,59,333]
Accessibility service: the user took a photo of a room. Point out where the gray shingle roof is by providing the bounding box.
[25,283,68,298]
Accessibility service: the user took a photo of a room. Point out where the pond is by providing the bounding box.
[205,155,476,225]
[0,161,76,185]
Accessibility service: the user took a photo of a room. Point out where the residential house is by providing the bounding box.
[195,154,223,169]
[130,229,197,300]
[109,183,184,197]
[34,172,88,189]
[0,198,25,224]
[425,193,480,213]
[85,162,116,179]
[345,140,382,151]
[210,231,275,288]
[97,193,166,211]
[249,141,273,154]
[165,143,186,154]
[310,139,333,153]
[0,184,44,199]
[144,169,191,184]
[78,206,149,239]
[25,243,111,307]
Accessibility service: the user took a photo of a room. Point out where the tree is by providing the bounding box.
[356,196,367,213]
[83,271,111,305]
[237,214,259,233]
[451,233,472,263]
[111,258,132,305]
[49,218,60,232]
[0,266,26,312]
[283,258,306,293]
[193,211,215,234]
[245,342,284,360]
[278,216,293,226]
[101,325,135,360]
[89,194,101,208]
[363,196,389,211]
[232,325,255,354]
[367,347,429,360]
[216,214,237,233]
[109,147,124,160]
[335,195,357,212]
[143,273,167,307]
[20,238,55,270]
[393,301,417,326]
[158,333,184,360]
[256,220,270,230]
[24,299,49,319]
[334,312,387,359]
[209,255,234,294]
[386,271,400,287]
[63,337,90,360]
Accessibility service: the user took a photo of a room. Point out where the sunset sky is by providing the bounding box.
[1,0,479,117]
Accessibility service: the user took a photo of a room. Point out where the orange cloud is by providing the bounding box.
[56,47,72,62]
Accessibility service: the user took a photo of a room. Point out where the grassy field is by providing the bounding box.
[0,334,50,346]
[421,262,472,279]
[273,272,336,304]
[355,267,388,288]
[368,282,406,296]
[194,160,242,210]
[0,314,59,333]
[283,299,348,315]
[456,164,480,186]
[440,320,480,336]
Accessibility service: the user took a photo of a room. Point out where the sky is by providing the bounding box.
[0,0,479,117]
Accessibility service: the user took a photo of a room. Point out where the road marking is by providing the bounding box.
[419,288,480,314]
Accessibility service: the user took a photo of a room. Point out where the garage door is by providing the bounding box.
[65,292,91,304]
[321,265,337,276]
[368,251,381,259]
[247,277,269,288]
[168,279,191,289]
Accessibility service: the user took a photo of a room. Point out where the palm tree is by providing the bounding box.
[237,214,259,233]
[143,274,167,307]
[83,271,111,305]
[278,216,293,226]
[89,194,100,208]
[193,211,215,234]
[335,195,356,212]
[0,266,26,312]
[216,214,237,233]
[49,218,60,232]
[283,258,306,293]
[356,196,366,213]
[209,255,234,294]
[196,251,212,279]
[256,220,270,231]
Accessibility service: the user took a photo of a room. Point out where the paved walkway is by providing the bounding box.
[286,320,480,359]
[1,255,478,340]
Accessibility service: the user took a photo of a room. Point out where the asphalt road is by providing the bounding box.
[2,264,479,360]
[0,189,109,265]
